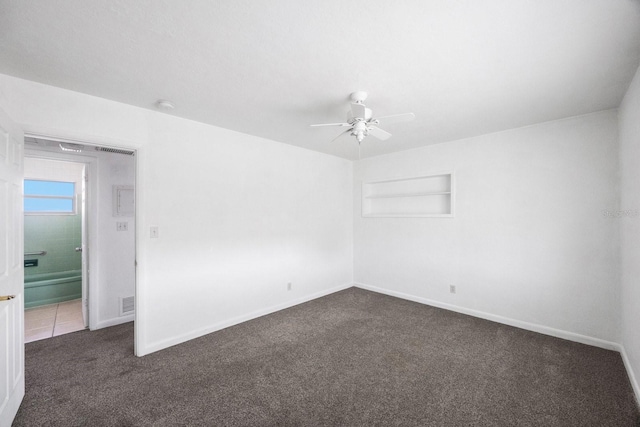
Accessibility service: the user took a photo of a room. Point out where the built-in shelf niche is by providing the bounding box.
[362,172,454,218]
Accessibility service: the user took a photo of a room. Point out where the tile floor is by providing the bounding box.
[25,299,86,343]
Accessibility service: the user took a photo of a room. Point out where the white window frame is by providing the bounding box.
[24,179,77,215]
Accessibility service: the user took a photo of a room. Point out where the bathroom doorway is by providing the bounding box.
[23,136,136,342]
[23,156,87,341]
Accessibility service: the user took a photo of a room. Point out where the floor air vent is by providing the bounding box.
[119,296,135,316]
[95,146,135,156]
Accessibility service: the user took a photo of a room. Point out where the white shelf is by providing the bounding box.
[362,172,454,218]
[365,191,451,199]
[363,214,453,218]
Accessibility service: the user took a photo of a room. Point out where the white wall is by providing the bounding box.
[354,110,620,346]
[0,74,354,355]
[619,64,640,399]
[1,71,630,370]
[95,150,136,328]
[140,114,353,351]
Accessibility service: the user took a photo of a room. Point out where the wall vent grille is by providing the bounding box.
[95,146,135,156]
[120,296,135,316]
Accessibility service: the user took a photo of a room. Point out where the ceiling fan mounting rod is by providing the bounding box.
[350,91,368,104]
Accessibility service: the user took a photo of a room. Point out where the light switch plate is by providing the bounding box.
[150,226,159,238]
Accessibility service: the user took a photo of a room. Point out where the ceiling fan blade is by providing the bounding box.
[331,128,353,142]
[350,102,367,120]
[368,126,392,141]
[310,122,351,127]
[374,112,415,124]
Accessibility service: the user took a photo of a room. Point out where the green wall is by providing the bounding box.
[24,214,82,307]
[24,214,81,276]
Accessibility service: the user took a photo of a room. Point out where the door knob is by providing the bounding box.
[0,295,16,301]
[75,247,83,252]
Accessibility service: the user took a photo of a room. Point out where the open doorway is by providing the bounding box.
[22,136,136,342]
[23,157,87,341]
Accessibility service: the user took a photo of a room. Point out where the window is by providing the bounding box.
[24,180,76,214]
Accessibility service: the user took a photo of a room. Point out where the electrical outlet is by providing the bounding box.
[449,285,456,294]
[116,222,128,231]
[287,282,292,291]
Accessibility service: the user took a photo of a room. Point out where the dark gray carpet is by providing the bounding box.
[13,288,640,426]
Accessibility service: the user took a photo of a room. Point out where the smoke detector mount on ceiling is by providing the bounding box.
[156,99,175,111]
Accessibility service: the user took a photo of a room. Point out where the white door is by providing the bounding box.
[0,108,24,426]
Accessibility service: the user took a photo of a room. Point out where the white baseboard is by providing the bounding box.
[138,282,353,356]
[134,280,640,405]
[619,345,640,406]
[354,282,620,351]
[358,283,640,405]
[93,314,134,330]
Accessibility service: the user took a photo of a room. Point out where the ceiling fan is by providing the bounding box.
[310,91,415,144]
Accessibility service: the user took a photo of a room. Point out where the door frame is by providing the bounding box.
[23,133,138,336]
[23,146,97,328]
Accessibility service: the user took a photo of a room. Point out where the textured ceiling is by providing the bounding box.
[1,0,639,160]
